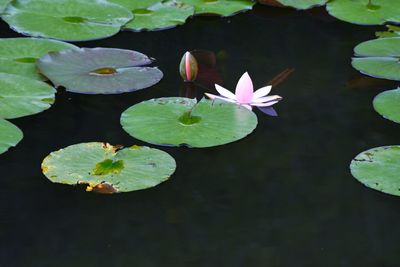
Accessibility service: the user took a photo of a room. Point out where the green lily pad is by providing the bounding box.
[352,37,400,81]
[41,142,176,193]
[326,0,400,25]
[122,0,194,31]
[350,146,400,196]
[37,48,163,94]
[121,97,258,148]
[0,0,10,13]
[108,0,160,10]
[376,25,400,38]
[1,0,133,41]
[373,88,400,123]
[0,119,23,155]
[0,73,56,119]
[0,38,77,80]
[275,0,327,9]
[181,0,254,16]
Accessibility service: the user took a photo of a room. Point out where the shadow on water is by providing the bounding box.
[0,5,400,267]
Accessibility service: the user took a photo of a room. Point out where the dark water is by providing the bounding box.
[1,5,400,267]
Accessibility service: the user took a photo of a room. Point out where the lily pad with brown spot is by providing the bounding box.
[41,143,176,193]
[37,48,163,94]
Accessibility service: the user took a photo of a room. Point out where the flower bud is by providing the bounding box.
[179,51,198,82]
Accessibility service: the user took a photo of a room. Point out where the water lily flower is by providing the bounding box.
[179,51,198,82]
[205,72,282,112]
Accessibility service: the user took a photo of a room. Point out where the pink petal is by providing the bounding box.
[241,104,253,110]
[253,85,272,99]
[215,84,236,100]
[251,101,280,107]
[252,95,282,103]
[185,52,191,81]
[235,72,254,104]
[205,93,236,103]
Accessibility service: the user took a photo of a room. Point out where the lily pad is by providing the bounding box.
[0,73,56,119]
[376,25,400,38]
[108,0,160,10]
[326,0,400,25]
[41,142,176,193]
[123,0,194,31]
[352,37,400,81]
[1,0,133,41]
[0,38,77,80]
[0,0,10,13]
[274,0,327,9]
[181,0,254,17]
[121,97,258,148]
[0,119,23,155]
[37,48,163,94]
[350,146,400,196]
[373,88,400,123]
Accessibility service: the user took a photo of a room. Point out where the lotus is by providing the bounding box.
[205,72,282,115]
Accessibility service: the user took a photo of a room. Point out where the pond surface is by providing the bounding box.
[1,5,400,267]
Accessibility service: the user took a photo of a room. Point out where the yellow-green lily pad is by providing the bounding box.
[41,142,176,193]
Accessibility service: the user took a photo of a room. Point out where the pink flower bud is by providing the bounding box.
[179,51,198,82]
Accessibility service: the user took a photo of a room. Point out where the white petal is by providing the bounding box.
[253,85,272,99]
[205,93,236,103]
[251,101,280,107]
[241,104,253,110]
[252,95,282,103]
[215,84,236,100]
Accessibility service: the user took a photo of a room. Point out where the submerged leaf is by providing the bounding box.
[181,0,254,16]
[0,119,23,155]
[121,97,258,148]
[376,25,400,38]
[326,0,400,25]
[373,88,400,123]
[41,142,176,193]
[351,146,400,196]
[0,73,56,119]
[1,0,133,41]
[0,38,77,80]
[37,48,163,94]
[352,37,400,81]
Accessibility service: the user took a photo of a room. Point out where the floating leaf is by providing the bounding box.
[37,48,163,94]
[112,0,194,31]
[108,0,160,10]
[270,0,327,10]
[181,0,254,16]
[376,25,400,38]
[41,142,176,193]
[0,0,10,13]
[350,146,400,196]
[121,97,258,148]
[0,38,77,80]
[352,37,400,81]
[326,0,400,25]
[0,119,23,155]
[1,0,133,41]
[0,73,56,119]
[373,88,400,123]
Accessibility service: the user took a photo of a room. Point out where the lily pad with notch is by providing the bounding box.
[352,37,400,81]
[326,0,400,25]
[0,38,77,80]
[37,48,163,94]
[1,0,133,41]
[123,0,194,31]
[181,0,254,17]
[373,88,400,123]
[350,146,400,196]
[120,97,258,148]
[41,142,176,193]
[0,119,23,155]
[0,73,56,119]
